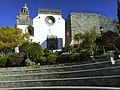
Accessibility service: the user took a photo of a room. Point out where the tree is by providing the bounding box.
[74,33,83,52]
[96,31,120,52]
[73,29,99,56]
[117,0,120,33]
[116,37,120,50]
[80,29,99,55]
[117,0,120,24]
[74,33,83,44]
[0,26,30,49]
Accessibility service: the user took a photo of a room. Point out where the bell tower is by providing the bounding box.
[16,4,32,26]
[15,4,34,36]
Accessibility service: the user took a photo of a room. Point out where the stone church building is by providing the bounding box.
[16,4,116,50]
[16,4,65,50]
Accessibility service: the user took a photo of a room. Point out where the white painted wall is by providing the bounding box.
[33,13,65,49]
[16,25,34,42]
[16,25,28,34]
[16,13,65,50]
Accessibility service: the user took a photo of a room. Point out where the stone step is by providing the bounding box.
[0,66,120,81]
[0,75,120,88]
[0,59,114,71]
[0,86,120,90]
[0,59,120,75]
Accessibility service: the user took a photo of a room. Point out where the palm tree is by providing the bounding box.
[74,33,82,44]
[74,33,83,52]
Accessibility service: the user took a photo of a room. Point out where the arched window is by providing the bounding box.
[27,26,34,36]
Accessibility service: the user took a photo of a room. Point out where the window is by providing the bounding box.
[45,16,55,26]
[27,26,34,36]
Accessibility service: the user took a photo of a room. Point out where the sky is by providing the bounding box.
[0,0,117,27]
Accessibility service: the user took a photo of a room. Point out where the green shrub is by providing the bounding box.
[56,54,67,63]
[6,52,26,67]
[47,54,57,64]
[79,51,91,61]
[56,55,65,63]
[37,56,47,64]
[43,49,53,57]
[0,56,8,67]
[73,53,81,62]
[65,54,74,62]
[25,58,35,66]
[57,54,75,63]
[57,52,91,63]
[22,42,44,63]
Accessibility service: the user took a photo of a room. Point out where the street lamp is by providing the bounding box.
[100,27,105,54]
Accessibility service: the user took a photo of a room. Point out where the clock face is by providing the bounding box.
[45,16,55,26]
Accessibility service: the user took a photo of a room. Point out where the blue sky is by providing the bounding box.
[0,0,117,27]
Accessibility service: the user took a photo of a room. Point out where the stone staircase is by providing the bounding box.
[0,59,120,89]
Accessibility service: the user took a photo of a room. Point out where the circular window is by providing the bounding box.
[45,16,55,26]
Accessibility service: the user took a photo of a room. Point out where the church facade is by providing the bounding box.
[16,4,117,50]
[16,4,65,50]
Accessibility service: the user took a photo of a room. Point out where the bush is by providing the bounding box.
[57,52,91,63]
[37,56,47,65]
[25,58,35,66]
[6,52,26,67]
[79,51,91,61]
[65,54,74,62]
[56,55,65,63]
[47,54,58,64]
[21,42,44,63]
[73,53,81,62]
[57,54,75,63]
[0,56,8,67]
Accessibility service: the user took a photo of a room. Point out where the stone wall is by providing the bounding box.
[38,9,61,15]
[65,12,117,46]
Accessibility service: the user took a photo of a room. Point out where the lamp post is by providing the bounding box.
[100,27,105,54]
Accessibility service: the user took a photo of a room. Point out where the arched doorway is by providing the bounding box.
[49,44,55,50]
[47,38,58,50]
